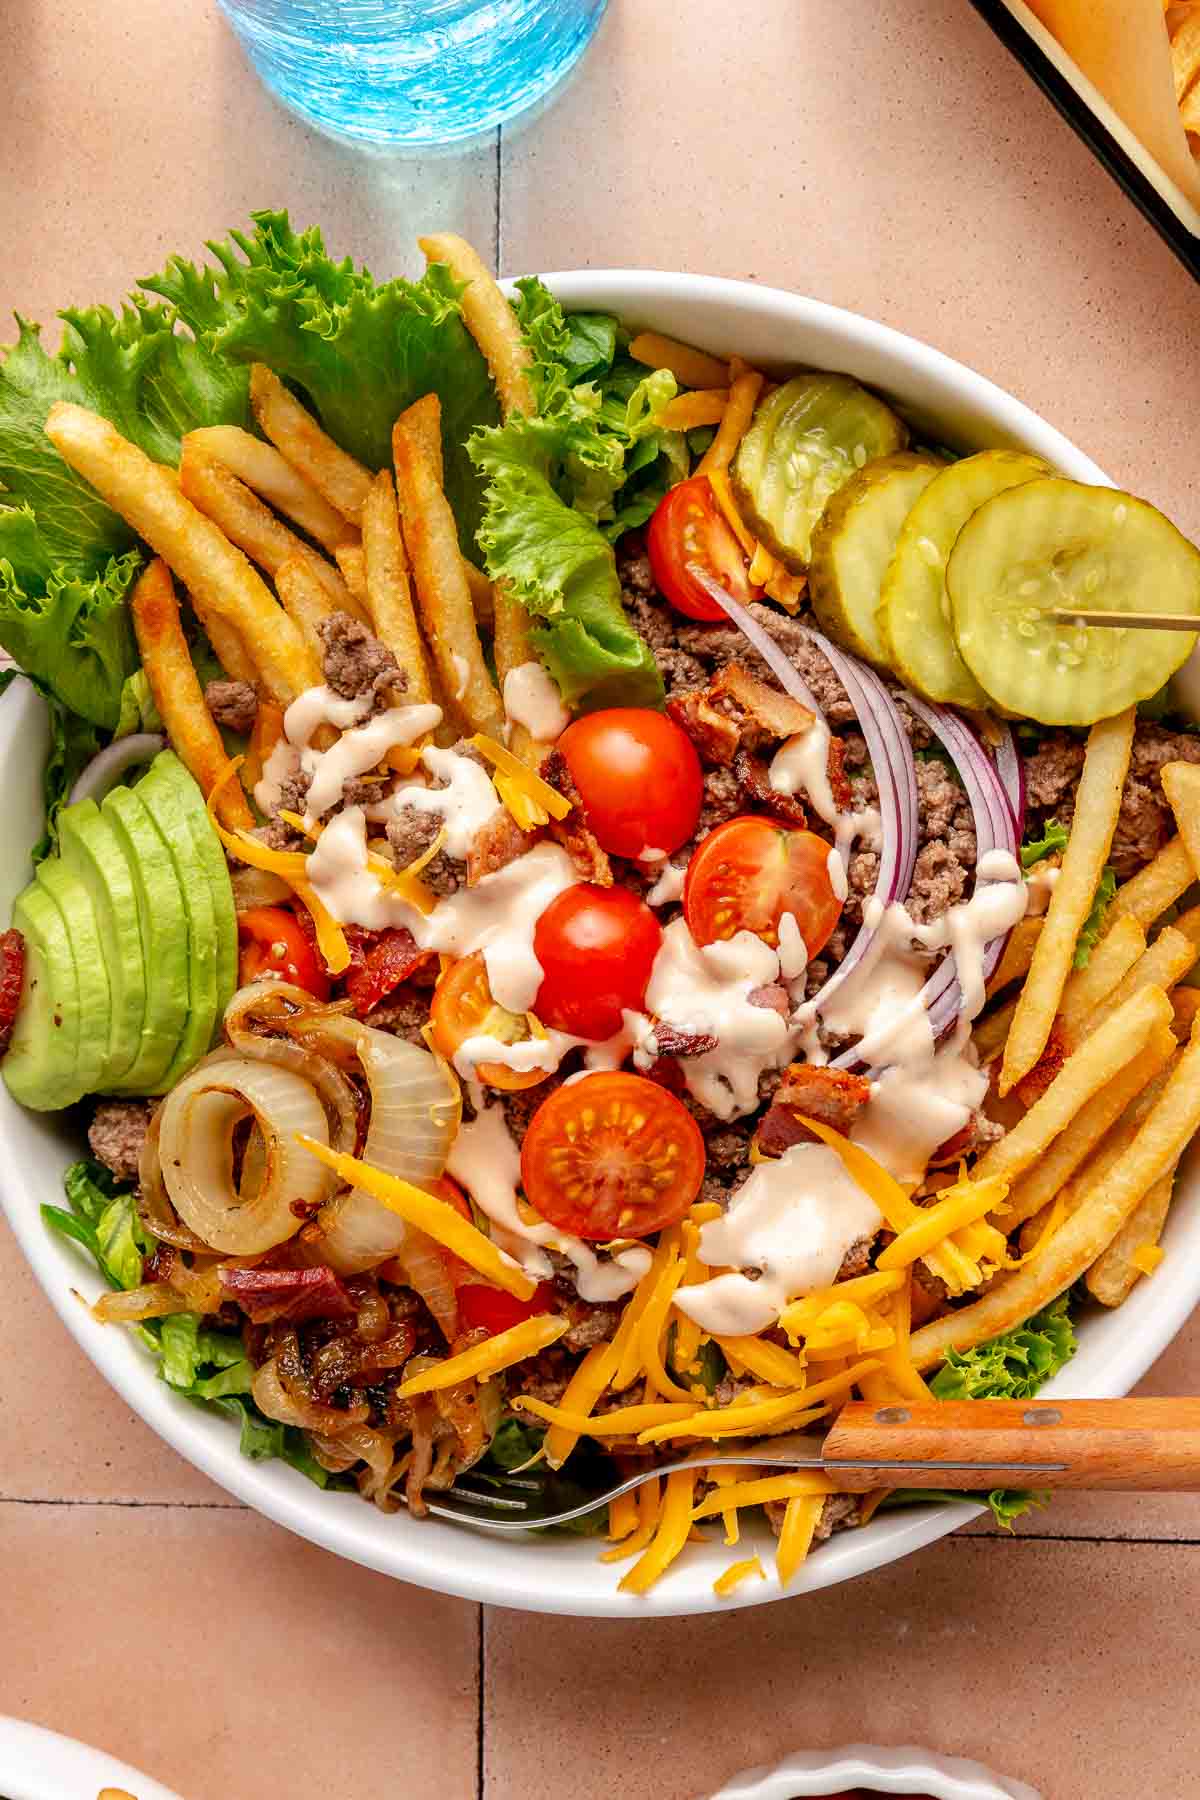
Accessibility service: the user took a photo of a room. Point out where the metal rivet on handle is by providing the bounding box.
[1023,1407,1062,1426]
[874,1407,910,1424]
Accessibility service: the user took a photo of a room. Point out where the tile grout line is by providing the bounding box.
[476,1604,486,1800]
[949,1529,1200,1548]
[1,1496,245,1511]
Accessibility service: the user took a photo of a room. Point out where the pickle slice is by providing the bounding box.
[731,372,908,573]
[808,452,943,665]
[879,449,1050,708]
[947,478,1200,726]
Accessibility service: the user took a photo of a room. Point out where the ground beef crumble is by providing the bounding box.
[204,679,258,735]
[88,1100,154,1185]
[317,611,404,702]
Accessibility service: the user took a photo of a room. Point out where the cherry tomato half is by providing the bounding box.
[430,951,550,1092]
[683,815,843,955]
[558,708,703,859]
[456,1281,557,1336]
[647,473,763,622]
[520,1071,706,1241]
[534,883,662,1041]
[238,906,330,999]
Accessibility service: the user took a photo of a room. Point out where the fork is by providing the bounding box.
[420,1398,1200,1532]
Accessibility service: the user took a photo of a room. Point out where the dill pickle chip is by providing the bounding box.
[879,449,1050,708]
[947,478,1200,726]
[807,452,943,665]
[731,372,907,573]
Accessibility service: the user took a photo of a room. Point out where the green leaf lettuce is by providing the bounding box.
[930,1294,1076,1401]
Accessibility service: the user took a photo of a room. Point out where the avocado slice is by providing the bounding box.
[134,757,220,1085]
[102,785,190,1094]
[34,859,113,1096]
[144,751,238,1025]
[58,799,148,1090]
[2,884,83,1110]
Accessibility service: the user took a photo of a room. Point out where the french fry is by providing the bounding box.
[192,601,257,685]
[392,395,503,736]
[1057,913,1146,1040]
[1000,708,1136,1094]
[912,1015,1200,1370]
[335,543,369,605]
[462,557,495,627]
[1077,925,1199,1040]
[130,559,253,829]
[1109,834,1197,930]
[360,469,431,703]
[45,402,319,704]
[183,424,358,554]
[242,699,284,796]
[999,1027,1177,1231]
[972,995,1017,1064]
[1087,1168,1176,1307]
[1171,900,1200,944]
[275,555,335,663]
[419,231,535,419]
[179,440,359,616]
[249,364,373,525]
[1172,985,1200,1038]
[629,331,731,390]
[976,984,1172,1188]
[1171,7,1200,98]
[986,916,1044,999]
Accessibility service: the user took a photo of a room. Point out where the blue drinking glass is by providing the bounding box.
[217,0,610,147]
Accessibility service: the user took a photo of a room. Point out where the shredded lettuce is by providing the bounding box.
[1074,867,1117,969]
[930,1294,1076,1401]
[884,1486,1049,1532]
[114,668,162,738]
[41,1159,150,1291]
[1021,819,1069,870]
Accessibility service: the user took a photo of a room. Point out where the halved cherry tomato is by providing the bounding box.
[238,906,330,998]
[456,1281,557,1336]
[521,1071,706,1241]
[534,884,662,1041]
[558,708,702,858]
[430,951,550,1092]
[683,815,843,955]
[647,473,763,622]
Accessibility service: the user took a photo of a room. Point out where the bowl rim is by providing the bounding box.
[0,1714,184,1800]
[704,1741,1042,1800]
[4,266,1195,1619]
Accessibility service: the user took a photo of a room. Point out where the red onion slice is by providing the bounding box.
[69,732,165,807]
[685,568,919,1012]
[994,724,1026,836]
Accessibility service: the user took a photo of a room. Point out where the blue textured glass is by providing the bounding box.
[217,0,609,147]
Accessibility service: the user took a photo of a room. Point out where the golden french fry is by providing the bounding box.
[192,600,257,686]
[1109,834,1198,930]
[393,395,503,736]
[972,995,1017,1064]
[1172,985,1200,1037]
[361,469,431,703]
[1000,1026,1177,1231]
[913,1014,1200,1370]
[1001,708,1136,1094]
[1171,8,1200,98]
[1078,924,1198,1040]
[1087,1167,1176,1307]
[130,559,253,830]
[977,984,1172,1188]
[463,556,495,627]
[179,440,359,618]
[1161,766,1200,935]
[335,542,368,604]
[275,554,335,663]
[242,698,284,795]
[629,331,731,390]
[419,232,535,420]
[45,402,319,704]
[1057,913,1146,1039]
[1171,899,1200,943]
[986,916,1044,999]
[249,364,373,525]
[183,424,358,554]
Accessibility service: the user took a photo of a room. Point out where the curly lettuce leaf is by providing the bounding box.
[1075,866,1117,969]
[1021,819,1069,870]
[930,1294,1076,1401]
[0,541,141,729]
[884,1486,1049,1531]
[144,210,499,545]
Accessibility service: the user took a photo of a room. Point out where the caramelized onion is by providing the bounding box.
[252,1357,369,1435]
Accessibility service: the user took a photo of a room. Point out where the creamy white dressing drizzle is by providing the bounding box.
[674,1143,883,1334]
[502,661,570,743]
[253,737,301,816]
[1025,862,1060,916]
[303,703,442,819]
[445,1104,652,1301]
[284,684,370,747]
[637,920,795,1120]
[776,911,809,983]
[769,720,877,870]
[646,861,687,907]
[389,745,502,859]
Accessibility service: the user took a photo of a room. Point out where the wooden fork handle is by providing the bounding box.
[821,1399,1200,1491]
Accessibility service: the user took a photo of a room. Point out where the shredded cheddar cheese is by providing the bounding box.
[613,1232,679,1391]
[656,390,729,431]
[296,1138,537,1300]
[692,1472,834,1522]
[713,1555,765,1597]
[607,1488,639,1543]
[397,1315,568,1396]
[542,1341,619,1469]
[698,366,763,477]
[618,1468,697,1594]
[776,1493,825,1588]
[628,332,730,390]
[1131,1243,1165,1276]
[469,734,571,827]
[877,1173,1010,1270]
[636,1358,882,1444]
[714,1335,809,1389]
[599,1475,662,1563]
[514,1396,701,1436]
[708,1464,747,1546]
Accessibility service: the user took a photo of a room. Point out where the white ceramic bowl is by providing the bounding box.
[0,1715,184,1800]
[706,1743,1042,1800]
[3,270,1197,1619]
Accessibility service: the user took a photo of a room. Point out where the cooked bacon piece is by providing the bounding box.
[754,1063,871,1158]
[929,1108,1005,1167]
[667,663,815,769]
[220,1264,358,1324]
[748,983,790,1017]
[666,688,742,765]
[539,747,575,799]
[549,811,613,886]
[342,925,435,1018]
[466,807,533,885]
[651,1021,719,1058]
[0,928,24,1057]
[734,751,808,827]
[1011,1024,1068,1110]
[826,735,852,811]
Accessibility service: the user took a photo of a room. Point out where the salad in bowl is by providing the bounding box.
[3,214,1200,1609]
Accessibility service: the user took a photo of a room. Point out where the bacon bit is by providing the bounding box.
[342,925,435,1018]
[220,1264,358,1324]
[929,1109,1004,1167]
[667,689,741,766]
[0,928,24,1057]
[538,748,576,799]
[652,1021,719,1058]
[748,984,790,1017]
[1013,1025,1068,1109]
[734,751,808,828]
[532,746,612,884]
[466,807,534,886]
[826,736,853,812]
[710,664,814,742]
[754,1063,871,1158]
